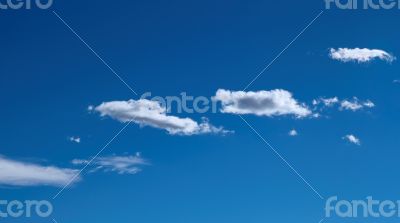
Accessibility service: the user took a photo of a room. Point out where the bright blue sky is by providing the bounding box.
[1,0,400,223]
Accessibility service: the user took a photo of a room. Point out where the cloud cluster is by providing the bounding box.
[343,134,361,146]
[72,153,148,175]
[0,155,80,187]
[329,48,395,63]
[6,38,393,191]
[94,99,229,136]
[214,89,312,118]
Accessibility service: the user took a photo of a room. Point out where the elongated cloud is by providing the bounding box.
[343,134,361,146]
[340,98,375,111]
[94,99,229,135]
[329,48,395,63]
[313,97,339,107]
[0,156,80,187]
[214,89,312,118]
[72,153,148,175]
[313,97,375,112]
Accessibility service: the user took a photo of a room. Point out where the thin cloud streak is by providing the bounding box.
[0,155,80,187]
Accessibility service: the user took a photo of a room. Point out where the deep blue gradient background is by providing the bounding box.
[0,0,400,222]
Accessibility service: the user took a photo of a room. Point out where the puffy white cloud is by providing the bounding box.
[72,153,148,175]
[289,129,298,136]
[0,155,80,187]
[69,136,81,144]
[214,89,312,118]
[329,48,395,63]
[340,98,375,111]
[343,134,361,146]
[94,99,230,136]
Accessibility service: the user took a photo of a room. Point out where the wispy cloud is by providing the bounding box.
[340,98,375,111]
[93,99,230,136]
[214,89,312,118]
[0,155,80,187]
[343,134,361,146]
[69,136,81,144]
[313,97,375,112]
[329,48,395,63]
[72,153,149,175]
[313,97,339,107]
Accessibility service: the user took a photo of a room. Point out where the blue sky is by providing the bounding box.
[1,0,400,223]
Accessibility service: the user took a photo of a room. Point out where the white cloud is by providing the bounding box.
[72,153,148,175]
[340,98,375,111]
[69,137,81,144]
[340,100,363,111]
[289,129,298,136]
[312,113,321,118]
[0,155,80,187]
[343,134,361,146]
[329,48,395,63]
[313,97,339,107]
[94,99,230,136]
[313,96,375,112]
[214,89,312,118]
[363,100,375,108]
